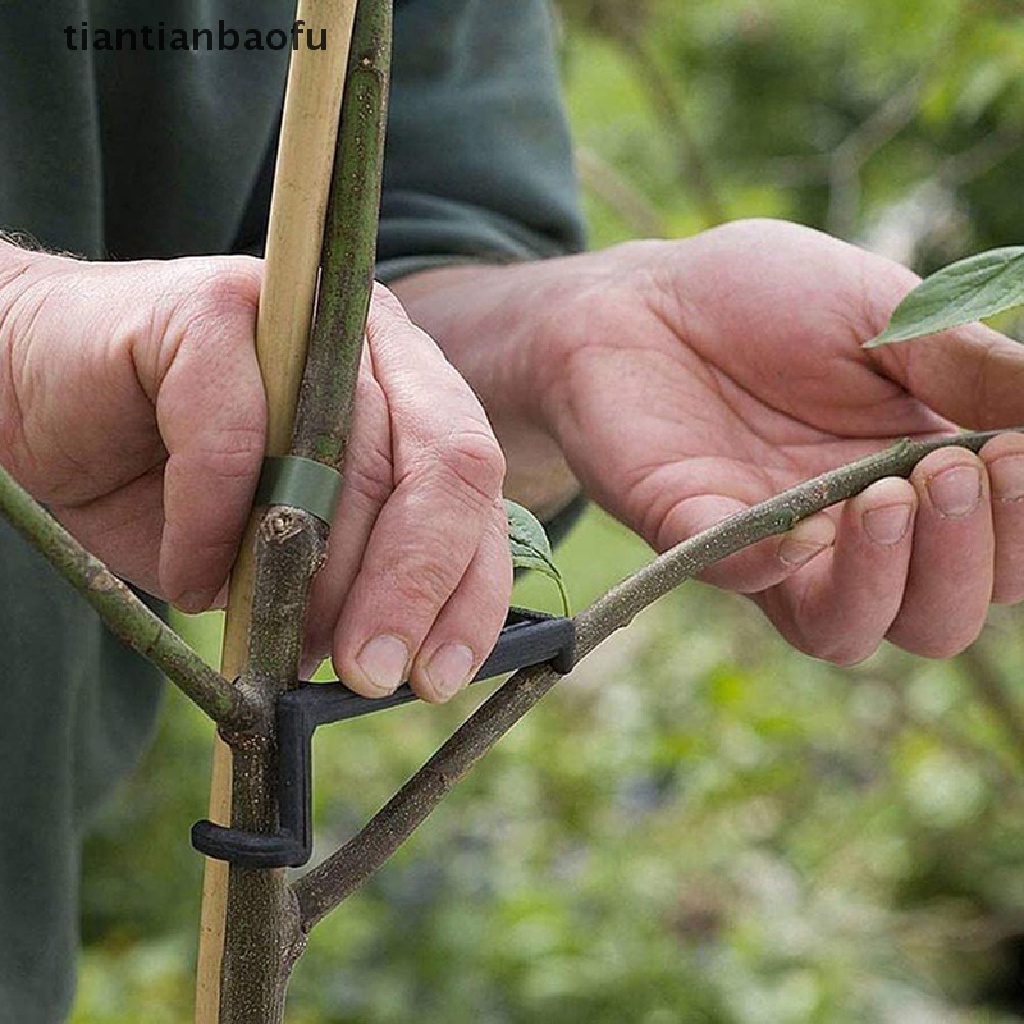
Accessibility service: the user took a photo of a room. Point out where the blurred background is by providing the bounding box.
[72,2,1024,1022]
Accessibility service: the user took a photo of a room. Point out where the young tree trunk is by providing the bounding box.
[194,1,357,1019]
[217,510,325,1023]
[213,0,392,1018]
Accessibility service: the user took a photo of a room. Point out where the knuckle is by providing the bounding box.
[388,557,458,615]
[188,256,262,307]
[340,451,393,513]
[429,430,506,507]
[169,258,261,337]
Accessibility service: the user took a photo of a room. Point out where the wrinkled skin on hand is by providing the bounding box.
[0,247,511,702]
[545,221,1024,662]
[6,217,1023,697]
[401,219,1024,665]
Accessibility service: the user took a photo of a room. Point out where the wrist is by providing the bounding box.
[0,236,44,293]
[0,240,47,468]
[390,260,582,519]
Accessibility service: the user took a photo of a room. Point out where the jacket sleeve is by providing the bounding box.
[374,0,586,282]
[232,0,585,275]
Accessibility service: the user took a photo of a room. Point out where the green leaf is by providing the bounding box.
[504,499,571,615]
[865,246,1024,347]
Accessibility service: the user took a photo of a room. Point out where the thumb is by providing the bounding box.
[860,252,1024,430]
[871,321,1024,431]
[656,493,836,595]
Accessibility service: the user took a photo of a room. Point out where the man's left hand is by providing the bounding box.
[395,219,1024,664]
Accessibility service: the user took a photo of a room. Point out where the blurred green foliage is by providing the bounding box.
[73,2,1024,1022]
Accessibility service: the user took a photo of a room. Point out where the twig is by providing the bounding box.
[575,147,668,238]
[610,25,725,229]
[827,74,926,239]
[941,128,1021,187]
[957,642,1024,766]
[858,128,1021,266]
[293,428,1018,930]
[573,432,1011,659]
[0,462,250,730]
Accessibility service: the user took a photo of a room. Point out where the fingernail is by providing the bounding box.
[425,643,475,702]
[927,465,982,517]
[356,635,409,695]
[863,504,912,546]
[990,455,1024,502]
[778,516,835,567]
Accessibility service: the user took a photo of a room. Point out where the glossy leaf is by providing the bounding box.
[866,247,1024,347]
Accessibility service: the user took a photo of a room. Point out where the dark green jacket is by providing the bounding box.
[0,1,582,1019]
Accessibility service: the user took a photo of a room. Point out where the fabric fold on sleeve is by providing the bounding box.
[375,0,586,276]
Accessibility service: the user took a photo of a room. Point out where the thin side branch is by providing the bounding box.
[613,27,726,229]
[573,430,1009,660]
[0,462,251,730]
[957,643,1024,766]
[293,427,1017,930]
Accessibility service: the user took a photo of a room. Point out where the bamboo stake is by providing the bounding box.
[194,3,357,1019]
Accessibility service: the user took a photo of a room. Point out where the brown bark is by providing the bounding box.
[218,0,393,1017]
[293,427,1019,931]
[218,509,326,1023]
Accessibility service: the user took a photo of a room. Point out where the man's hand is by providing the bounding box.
[0,244,511,702]
[395,219,1024,664]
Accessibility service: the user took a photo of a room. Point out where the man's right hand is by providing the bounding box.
[0,242,512,703]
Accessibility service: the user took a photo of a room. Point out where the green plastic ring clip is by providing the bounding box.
[255,456,342,524]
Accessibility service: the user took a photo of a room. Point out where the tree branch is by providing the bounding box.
[0,462,252,730]
[575,146,668,238]
[293,427,1017,930]
[957,642,1024,767]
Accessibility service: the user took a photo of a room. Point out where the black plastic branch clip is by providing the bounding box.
[191,608,574,868]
